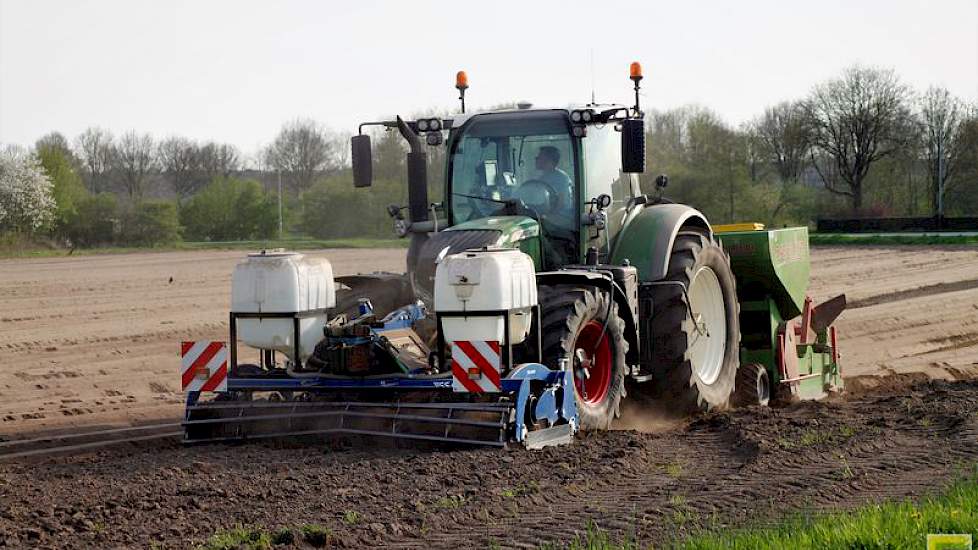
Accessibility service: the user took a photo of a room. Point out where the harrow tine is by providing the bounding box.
[182,400,512,447]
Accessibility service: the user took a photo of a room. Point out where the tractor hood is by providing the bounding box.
[409,216,541,307]
[449,216,540,247]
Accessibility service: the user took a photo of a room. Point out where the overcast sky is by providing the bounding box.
[1,0,976,158]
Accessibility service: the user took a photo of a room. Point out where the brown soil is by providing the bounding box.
[0,249,405,434]
[1,245,978,548]
[807,245,978,383]
[1,379,976,548]
[2,245,977,436]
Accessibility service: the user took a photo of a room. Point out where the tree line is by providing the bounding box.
[1,65,976,249]
[643,66,978,226]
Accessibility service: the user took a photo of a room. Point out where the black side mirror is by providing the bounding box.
[621,118,645,174]
[351,135,372,188]
[655,174,668,189]
[596,193,612,209]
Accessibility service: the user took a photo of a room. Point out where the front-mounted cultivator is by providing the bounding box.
[182,249,578,449]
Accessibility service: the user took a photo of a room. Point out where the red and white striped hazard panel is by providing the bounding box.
[451,340,502,393]
[181,341,228,392]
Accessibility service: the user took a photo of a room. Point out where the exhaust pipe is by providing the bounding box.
[396,116,429,223]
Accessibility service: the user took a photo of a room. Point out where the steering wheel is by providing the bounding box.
[514,179,562,216]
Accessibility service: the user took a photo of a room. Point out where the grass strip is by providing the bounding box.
[552,473,978,549]
[810,233,978,246]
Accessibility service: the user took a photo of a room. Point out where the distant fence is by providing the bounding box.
[817,216,978,233]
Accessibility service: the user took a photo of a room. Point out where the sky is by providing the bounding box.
[1,0,976,160]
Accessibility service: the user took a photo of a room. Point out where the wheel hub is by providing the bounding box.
[687,266,727,386]
[572,321,612,405]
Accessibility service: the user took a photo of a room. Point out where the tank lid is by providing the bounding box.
[247,248,299,258]
[461,246,520,256]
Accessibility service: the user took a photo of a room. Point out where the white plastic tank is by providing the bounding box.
[434,248,537,345]
[231,250,336,363]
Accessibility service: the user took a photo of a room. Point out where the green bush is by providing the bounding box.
[299,175,405,239]
[64,192,118,246]
[119,200,181,246]
[180,178,277,241]
[36,145,87,235]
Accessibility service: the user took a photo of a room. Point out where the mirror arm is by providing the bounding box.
[396,116,423,153]
[358,120,398,135]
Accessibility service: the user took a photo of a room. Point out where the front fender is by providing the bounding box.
[536,269,640,369]
[609,203,712,281]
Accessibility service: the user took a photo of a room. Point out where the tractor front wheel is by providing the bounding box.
[538,285,628,430]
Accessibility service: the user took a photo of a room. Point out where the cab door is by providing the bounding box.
[582,125,639,261]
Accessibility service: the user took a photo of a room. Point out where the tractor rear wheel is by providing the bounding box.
[538,285,628,430]
[650,231,740,412]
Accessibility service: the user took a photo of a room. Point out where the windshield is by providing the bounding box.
[449,112,578,233]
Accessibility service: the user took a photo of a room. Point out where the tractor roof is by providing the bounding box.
[448,103,630,128]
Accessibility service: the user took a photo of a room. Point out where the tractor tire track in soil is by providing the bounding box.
[2,379,978,549]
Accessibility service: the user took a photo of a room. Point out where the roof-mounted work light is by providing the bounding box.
[570,109,595,124]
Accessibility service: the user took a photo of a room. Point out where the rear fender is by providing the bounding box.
[535,270,640,368]
[609,203,712,282]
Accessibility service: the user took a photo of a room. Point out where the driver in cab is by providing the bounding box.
[534,146,572,203]
[524,145,576,265]
[528,145,574,230]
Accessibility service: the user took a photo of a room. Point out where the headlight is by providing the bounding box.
[417,119,429,131]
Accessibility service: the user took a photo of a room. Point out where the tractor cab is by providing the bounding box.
[446,108,644,268]
[351,106,646,276]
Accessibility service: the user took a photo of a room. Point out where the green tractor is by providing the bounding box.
[342,65,844,428]
[181,64,844,446]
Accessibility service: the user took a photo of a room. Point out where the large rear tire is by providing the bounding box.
[538,285,628,430]
[650,231,740,412]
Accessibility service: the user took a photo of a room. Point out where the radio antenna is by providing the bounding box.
[589,49,596,105]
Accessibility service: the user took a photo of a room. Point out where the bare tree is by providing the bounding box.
[198,142,240,182]
[74,127,113,193]
[918,87,971,216]
[751,101,811,183]
[158,136,202,199]
[266,119,334,193]
[113,131,158,202]
[805,66,912,211]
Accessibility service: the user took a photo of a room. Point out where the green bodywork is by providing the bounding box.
[608,203,710,282]
[721,227,810,319]
[719,227,843,399]
[447,215,543,269]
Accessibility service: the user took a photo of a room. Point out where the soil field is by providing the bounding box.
[1,245,976,434]
[1,380,977,548]
[1,245,978,548]
[0,250,405,434]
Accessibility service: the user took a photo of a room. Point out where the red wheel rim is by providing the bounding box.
[573,320,612,405]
